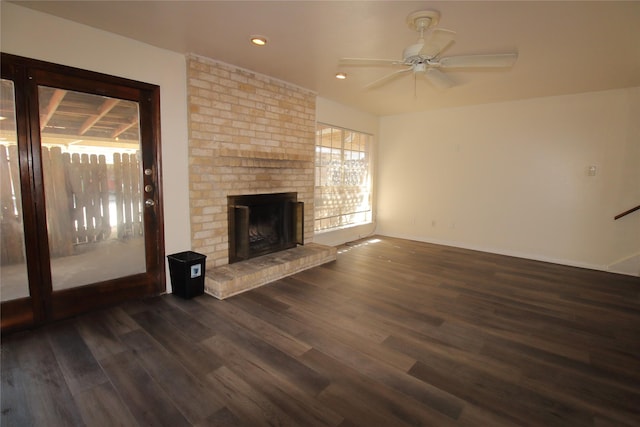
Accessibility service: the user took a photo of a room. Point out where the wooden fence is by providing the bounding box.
[1,145,143,264]
[0,145,23,265]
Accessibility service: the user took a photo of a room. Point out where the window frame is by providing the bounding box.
[314,123,374,233]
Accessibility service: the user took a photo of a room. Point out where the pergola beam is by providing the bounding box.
[39,89,67,131]
[111,117,138,139]
[79,98,119,135]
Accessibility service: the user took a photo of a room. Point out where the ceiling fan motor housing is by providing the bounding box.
[403,43,425,62]
[414,63,427,73]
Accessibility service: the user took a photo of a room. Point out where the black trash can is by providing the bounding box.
[167,251,207,299]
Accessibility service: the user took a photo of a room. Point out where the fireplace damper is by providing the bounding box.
[228,192,303,263]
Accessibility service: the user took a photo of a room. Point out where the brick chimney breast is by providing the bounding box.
[186,54,317,268]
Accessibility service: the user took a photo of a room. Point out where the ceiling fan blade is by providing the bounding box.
[439,53,518,68]
[364,67,412,89]
[339,58,405,67]
[419,28,456,58]
[423,68,455,89]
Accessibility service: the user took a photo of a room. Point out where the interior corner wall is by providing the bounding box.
[1,2,192,291]
[314,97,380,246]
[377,87,640,273]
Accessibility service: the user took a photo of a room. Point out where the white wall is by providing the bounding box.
[315,97,379,246]
[377,88,640,274]
[1,3,192,290]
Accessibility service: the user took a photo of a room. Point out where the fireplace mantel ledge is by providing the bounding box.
[218,147,312,162]
[204,243,337,299]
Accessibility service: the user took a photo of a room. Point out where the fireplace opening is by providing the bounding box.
[228,192,303,263]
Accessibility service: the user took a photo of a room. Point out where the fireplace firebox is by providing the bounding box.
[228,192,303,264]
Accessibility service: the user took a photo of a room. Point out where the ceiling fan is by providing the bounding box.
[339,10,518,90]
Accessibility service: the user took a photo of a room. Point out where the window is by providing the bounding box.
[315,124,373,232]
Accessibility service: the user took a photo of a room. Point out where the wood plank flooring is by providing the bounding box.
[2,236,640,426]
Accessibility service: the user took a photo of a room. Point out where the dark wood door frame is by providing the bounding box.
[1,53,166,333]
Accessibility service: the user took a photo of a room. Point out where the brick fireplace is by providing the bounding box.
[186,54,335,298]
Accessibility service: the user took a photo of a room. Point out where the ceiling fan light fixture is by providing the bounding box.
[250,35,268,46]
[414,63,427,73]
[335,72,347,80]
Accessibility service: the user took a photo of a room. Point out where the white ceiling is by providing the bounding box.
[12,1,640,116]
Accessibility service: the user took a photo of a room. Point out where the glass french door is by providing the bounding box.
[1,79,29,301]
[1,54,165,332]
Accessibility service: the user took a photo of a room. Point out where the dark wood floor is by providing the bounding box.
[2,236,640,426]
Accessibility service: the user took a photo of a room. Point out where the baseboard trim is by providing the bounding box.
[375,232,635,275]
[607,252,640,276]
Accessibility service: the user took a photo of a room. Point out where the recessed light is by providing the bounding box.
[250,36,268,46]
[335,72,347,80]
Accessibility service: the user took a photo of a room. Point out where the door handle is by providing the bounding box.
[145,199,155,207]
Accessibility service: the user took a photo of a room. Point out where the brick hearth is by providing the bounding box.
[205,243,336,299]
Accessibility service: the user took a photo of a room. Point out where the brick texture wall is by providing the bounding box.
[187,54,316,267]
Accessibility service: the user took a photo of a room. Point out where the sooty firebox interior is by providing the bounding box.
[228,192,303,263]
